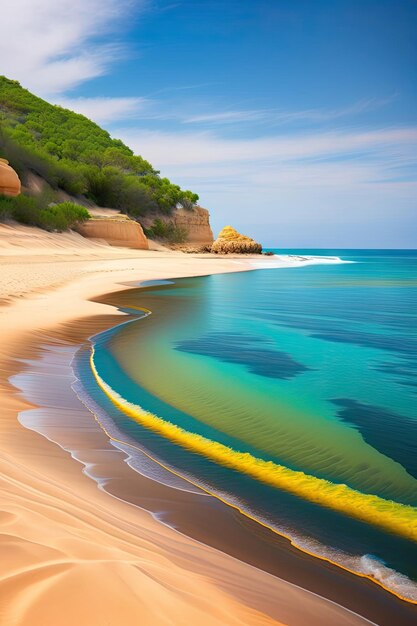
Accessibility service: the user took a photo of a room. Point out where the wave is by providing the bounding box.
[247,254,355,269]
[90,347,417,547]
[215,494,417,604]
[285,533,417,603]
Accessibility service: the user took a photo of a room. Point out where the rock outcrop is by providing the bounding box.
[171,206,214,245]
[211,226,262,254]
[0,158,21,197]
[75,215,149,249]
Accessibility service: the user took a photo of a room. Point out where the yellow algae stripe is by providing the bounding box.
[90,348,417,542]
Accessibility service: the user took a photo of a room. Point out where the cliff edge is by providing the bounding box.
[75,215,149,250]
[172,206,214,245]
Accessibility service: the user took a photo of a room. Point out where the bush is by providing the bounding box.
[145,218,188,243]
[38,202,90,231]
[0,194,40,224]
[0,194,13,220]
[0,195,89,231]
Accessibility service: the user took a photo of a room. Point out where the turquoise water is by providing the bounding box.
[76,250,417,601]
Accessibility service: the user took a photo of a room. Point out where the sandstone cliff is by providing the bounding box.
[211,226,262,254]
[75,216,149,250]
[171,206,214,245]
[0,159,21,197]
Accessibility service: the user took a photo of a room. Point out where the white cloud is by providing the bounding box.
[180,97,396,126]
[55,96,148,124]
[0,0,413,245]
[184,110,268,124]
[113,125,417,246]
[115,127,417,168]
[0,0,145,96]
[268,97,397,125]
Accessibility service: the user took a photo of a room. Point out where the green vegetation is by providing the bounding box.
[0,76,198,217]
[144,218,188,244]
[0,195,89,231]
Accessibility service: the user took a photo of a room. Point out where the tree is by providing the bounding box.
[0,75,198,219]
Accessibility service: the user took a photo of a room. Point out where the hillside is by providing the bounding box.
[0,76,198,223]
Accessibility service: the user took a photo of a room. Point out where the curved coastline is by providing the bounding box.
[85,292,417,605]
[10,337,383,626]
[12,335,415,626]
[2,243,416,626]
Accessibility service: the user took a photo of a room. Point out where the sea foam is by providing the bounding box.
[246,254,355,269]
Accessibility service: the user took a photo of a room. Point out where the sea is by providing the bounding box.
[73,249,417,602]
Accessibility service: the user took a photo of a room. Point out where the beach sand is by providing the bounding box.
[0,223,408,625]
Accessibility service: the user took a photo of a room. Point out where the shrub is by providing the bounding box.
[2,194,40,225]
[38,202,90,231]
[0,204,10,221]
[145,218,188,243]
[0,195,13,220]
[0,195,89,231]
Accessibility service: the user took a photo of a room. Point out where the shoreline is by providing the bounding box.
[65,281,417,619]
[11,337,380,625]
[0,228,414,625]
[9,287,417,625]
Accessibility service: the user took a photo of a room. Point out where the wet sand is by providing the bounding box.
[11,312,417,626]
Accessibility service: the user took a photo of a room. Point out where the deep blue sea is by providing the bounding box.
[75,249,417,602]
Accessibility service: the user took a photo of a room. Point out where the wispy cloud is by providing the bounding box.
[114,124,417,244]
[183,110,268,124]
[55,96,148,124]
[117,127,417,169]
[268,97,397,125]
[181,97,396,126]
[0,0,146,96]
[0,1,413,245]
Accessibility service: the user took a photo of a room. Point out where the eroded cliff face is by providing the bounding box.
[171,206,214,245]
[75,216,149,250]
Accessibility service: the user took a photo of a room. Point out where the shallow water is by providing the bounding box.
[77,250,417,601]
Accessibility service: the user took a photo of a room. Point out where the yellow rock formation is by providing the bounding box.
[211,225,262,254]
[0,158,21,197]
[75,216,149,250]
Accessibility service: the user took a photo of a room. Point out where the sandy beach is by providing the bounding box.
[0,224,413,626]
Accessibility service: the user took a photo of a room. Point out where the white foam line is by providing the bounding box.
[245,254,355,269]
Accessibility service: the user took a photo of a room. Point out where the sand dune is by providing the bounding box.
[0,224,374,625]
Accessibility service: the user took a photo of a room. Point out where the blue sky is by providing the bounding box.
[2,0,416,246]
